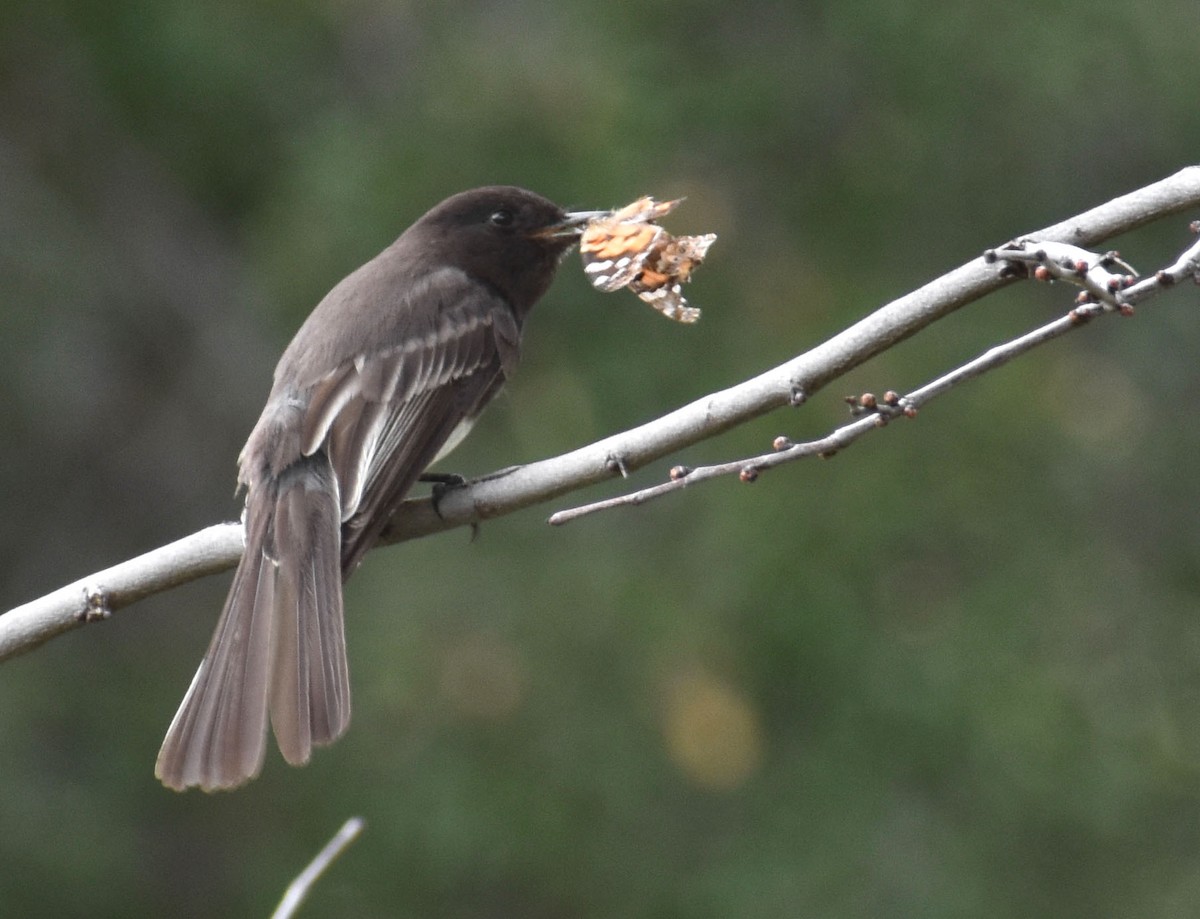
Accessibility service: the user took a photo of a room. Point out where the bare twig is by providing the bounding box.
[2,166,1198,663]
[1153,227,1200,286]
[984,239,1139,310]
[549,226,1200,523]
[272,817,365,919]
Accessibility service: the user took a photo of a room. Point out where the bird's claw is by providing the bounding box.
[420,472,468,520]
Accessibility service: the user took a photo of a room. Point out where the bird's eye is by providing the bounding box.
[488,209,514,227]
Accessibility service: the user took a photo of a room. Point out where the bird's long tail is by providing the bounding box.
[155,456,350,792]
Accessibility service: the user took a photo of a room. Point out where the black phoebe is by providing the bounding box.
[156,186,600,791]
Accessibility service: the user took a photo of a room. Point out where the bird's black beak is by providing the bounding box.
[539,209,609,238]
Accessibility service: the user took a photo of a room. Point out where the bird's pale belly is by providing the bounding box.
[431,415,478,465]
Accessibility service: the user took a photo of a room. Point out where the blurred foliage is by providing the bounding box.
[2,0,1199,916]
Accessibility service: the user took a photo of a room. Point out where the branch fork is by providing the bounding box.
[985,239,1138,313]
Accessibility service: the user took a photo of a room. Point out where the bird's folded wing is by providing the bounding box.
[296,276,521,575]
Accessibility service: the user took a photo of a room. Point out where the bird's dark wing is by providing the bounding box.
[294,267,522,574]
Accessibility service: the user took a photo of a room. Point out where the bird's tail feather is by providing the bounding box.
[155,456,349,792]
[269,464,350,765]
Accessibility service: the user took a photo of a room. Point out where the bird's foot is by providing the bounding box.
[419,472,468,520]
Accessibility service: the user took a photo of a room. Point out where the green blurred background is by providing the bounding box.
[2,1,1199,916]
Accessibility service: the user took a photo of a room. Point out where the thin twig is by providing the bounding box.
[272,817,365,919]
[1153,230,1200,286]
[549,227,1200,524]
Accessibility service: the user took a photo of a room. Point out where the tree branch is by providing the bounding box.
[548,229,1200,523]
[271,817,365,919]
[0,524,243,662]
[2,165,1198,664]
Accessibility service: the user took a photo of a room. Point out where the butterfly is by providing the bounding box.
[579,197,716,323]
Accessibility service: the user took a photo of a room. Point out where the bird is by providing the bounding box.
[156,186,603,791]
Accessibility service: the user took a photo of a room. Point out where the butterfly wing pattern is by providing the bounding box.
[579,197,716,323]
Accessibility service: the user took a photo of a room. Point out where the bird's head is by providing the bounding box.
[409,186,604,310]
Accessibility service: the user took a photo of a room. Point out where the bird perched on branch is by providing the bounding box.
[156,186,602,791]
